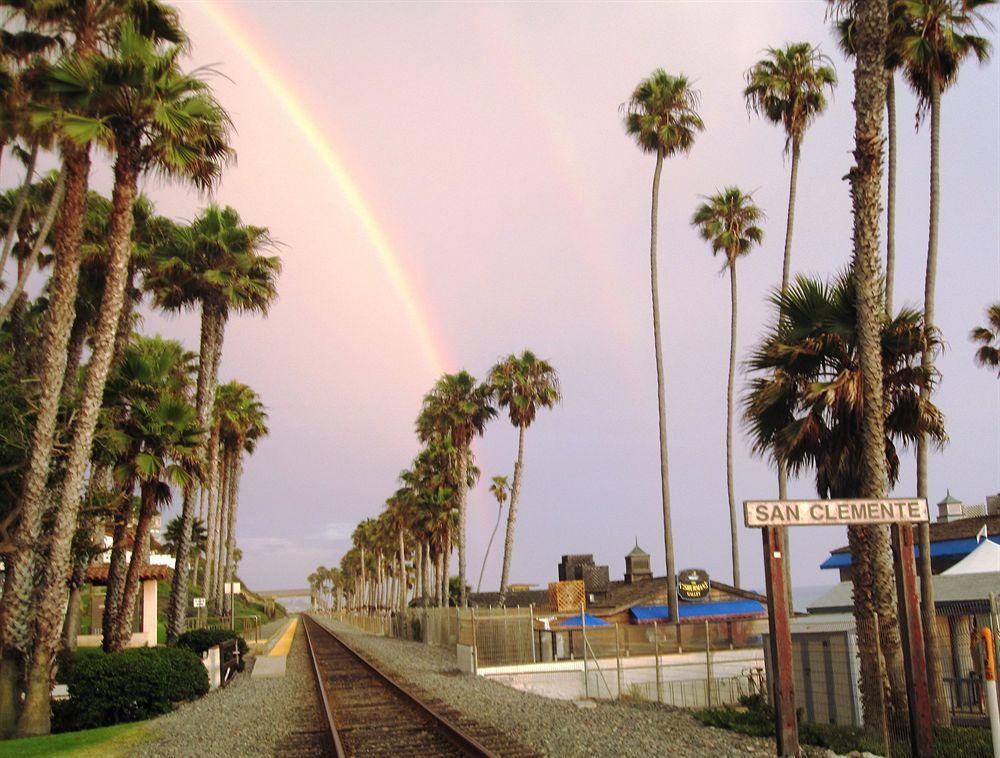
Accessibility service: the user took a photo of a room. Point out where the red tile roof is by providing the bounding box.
[84,564,171,586]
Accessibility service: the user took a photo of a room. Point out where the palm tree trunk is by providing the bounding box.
[884,73,897,315]
[19,151,145,732]
[398,529,406,611]
[917,76,949,727]
[0,169,66,329]
[61,519,103,653]
[478,502,504,594]
[202,427,221,603]
[776,137,802,611]
[166,486,196,643]
[457,448,469,608]
[213,450,232,611]
[61,310,89,398]
[223,451,242,617]
[499,426,526,604]
[102,495,132,652]
[847,0,908,734]
[443,528,451,606]
[726,261,741,588]
[108,482,157,653]
[0,141,39,278]
[0,143,91,738]
[648,146,678,624]
[0,144,90,736]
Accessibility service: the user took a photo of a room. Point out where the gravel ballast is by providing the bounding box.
[136,620,326,757]
[313,616,810,757]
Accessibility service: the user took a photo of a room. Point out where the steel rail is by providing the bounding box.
[301,614,347,757]
[301,614,498,757]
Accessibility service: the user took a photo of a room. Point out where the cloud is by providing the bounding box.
[309,522,354,541]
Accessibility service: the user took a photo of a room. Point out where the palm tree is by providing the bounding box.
[416,372,494,608]
[744,273,945,728]
[477,476,508,594]
[11,25,231,732]
[744,42,836,603]
[147,205,278,628]
[971,303,1000,375]
[96,335,198,654]
[489,351,560,604]
[215,382,266,617]
[901,0,993,724]
[622,70,703,625]
[691,188,764,588]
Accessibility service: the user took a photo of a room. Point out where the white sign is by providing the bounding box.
[744,498,928,528]
[224,582,242,595]
[193,597,206,608]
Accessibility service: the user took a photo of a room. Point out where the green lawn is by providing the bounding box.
[0,722,155,757]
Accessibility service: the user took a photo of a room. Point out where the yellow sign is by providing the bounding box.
[744,498,928,528]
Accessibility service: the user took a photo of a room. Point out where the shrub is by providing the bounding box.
[175,628,248,657]
[56,646,208,731]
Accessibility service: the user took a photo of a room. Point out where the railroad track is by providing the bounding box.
[300,614,535,757]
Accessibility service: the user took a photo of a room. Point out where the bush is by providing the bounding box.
[694,693,991,756]
[55,646,208,731]
[175,628,248,657]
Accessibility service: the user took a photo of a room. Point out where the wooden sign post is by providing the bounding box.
[744,498,932,758]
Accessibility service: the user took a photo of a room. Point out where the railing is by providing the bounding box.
[184,614,261,643]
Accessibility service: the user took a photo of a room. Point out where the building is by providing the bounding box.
[821,492,1000,581]
[468,543,767,640]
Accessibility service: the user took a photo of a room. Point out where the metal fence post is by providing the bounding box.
[705,619,713,707]
[529,604,537,663]
[615,624,623,700]
[471,606,479,674]
[654,621,663,704]
[581,602,589,699]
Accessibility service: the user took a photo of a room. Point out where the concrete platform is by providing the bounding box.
[250,616,298,679]
[251,655,287,678]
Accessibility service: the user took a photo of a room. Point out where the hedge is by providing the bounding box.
[175,628,248,657]
[54,647,208,732]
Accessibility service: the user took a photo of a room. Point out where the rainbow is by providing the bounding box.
[194,1,450,377]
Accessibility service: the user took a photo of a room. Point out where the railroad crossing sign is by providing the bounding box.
[743,498,933,758]
[192,597,206,608]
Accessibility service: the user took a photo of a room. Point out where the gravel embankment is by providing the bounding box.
[314,617,821,757]
[137,619,326,757]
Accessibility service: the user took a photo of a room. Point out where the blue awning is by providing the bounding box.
[821,535,1000,570]
[556,613,609,627]
[630,600,767,623]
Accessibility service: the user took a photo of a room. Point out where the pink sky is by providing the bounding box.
[121,1,1000,596]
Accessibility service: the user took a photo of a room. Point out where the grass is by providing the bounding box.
[694,695,992,756]
[0,721,156,758]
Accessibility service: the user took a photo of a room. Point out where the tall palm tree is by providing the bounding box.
[147,205,278,629]
[215,381,266,617]
[96,335,197,653]
[489,351,560,604]
[744,42,835,602]
[845,0,910,732]
[691,187,764,588]
[901,0,993,724]
[12,25,231,734]
[971,303,1000,374]
[477,476,508,594]
[744,273,945,728]
[416,372,494,608]
[622,70,703,625]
